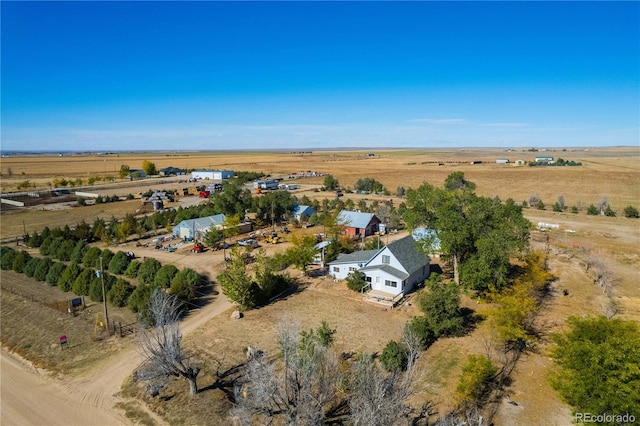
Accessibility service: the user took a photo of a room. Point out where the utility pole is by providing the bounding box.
[99,257,109,331]
[271,199,276,232]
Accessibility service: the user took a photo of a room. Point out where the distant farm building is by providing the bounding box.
[292,205,316,222]
[411,227,441,258]
[191,170,234,180]
[336,210,382,237]
[159,167,186,176]
[128,169,147,179]
[253,180,279,190]
[534,156,554,163]
[172,214,252,240]
[496,158,510,164]
[173,214,226,240]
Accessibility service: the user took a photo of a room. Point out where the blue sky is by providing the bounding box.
[2,1,638,151]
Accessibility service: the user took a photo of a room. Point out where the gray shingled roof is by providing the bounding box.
[385,235,430,274]
[331,249,379,264]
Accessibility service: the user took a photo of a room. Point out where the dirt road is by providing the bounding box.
[1,350,127,426]
[1,292,233,426]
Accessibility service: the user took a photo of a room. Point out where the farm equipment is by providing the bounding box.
[264,232,282,244]
[191,243,205,253]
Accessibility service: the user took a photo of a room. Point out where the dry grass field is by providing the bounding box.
[1,147,639,425]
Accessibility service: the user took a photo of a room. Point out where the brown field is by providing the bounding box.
[1,147,639,425]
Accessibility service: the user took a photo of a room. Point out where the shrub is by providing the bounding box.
[623,205,639,218]
[345,270,368,292]
[138,258,162,286]
[56,239,76,262]
[456,354,498,403]
[100,249,115,267]
[124,259,141,277]
[405,316,437,349]
[26,232,44,248]
[12,250,33,273]
[154,264,179,288]
[70,239,88,263]
[552,202,563,212]
[570,206,579,214]
[24,257,41,278]
[127,285,155,325]
[603,205,616,217]
[59,263,82,292]
[107,278,134,307]
[89,272,115,302]
[586,204,598,215]
[108,251,132,275]
[34,257,54,281]
[549,316,640,417]
[82,247,103,268]
[1,247,17,270]
[535,199,545,210]
[380,340,408,372]
[72,268,95,296]
[256,270,289,300]
[45,262,67,286]
[417,274,464,337]
[169,268,201,302]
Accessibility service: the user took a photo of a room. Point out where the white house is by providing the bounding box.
[329,235,430,307]
[329,249,380,280]
[191,170,234,180]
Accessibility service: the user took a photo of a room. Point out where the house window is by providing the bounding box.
[376,277,380,283]
[333,267,340,273]
[382,255,390,264]
[365,276,372,283]
[385,280,397,288]
[349,267,356,272]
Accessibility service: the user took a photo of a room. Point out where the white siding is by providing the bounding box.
[365,269,404,296]
[330,262,365,280]
[367,247,407,275]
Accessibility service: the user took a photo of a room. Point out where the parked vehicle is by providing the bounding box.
[192,243,205,253]
[239,239,260,248]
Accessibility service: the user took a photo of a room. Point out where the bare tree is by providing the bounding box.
[528,194,541,207]
[557,195,565,210]
[601,298,619,320]
[349,329,422,426]
[597,196,609,213]
[233,317,342,426]
[136,289,201,395]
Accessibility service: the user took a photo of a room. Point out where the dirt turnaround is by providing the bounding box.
[1,292,232,426]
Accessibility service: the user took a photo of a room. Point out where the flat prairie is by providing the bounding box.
[2,147,638,205]
[1,147,638,425]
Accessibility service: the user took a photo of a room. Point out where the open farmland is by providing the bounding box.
[2,147,638,241]
[1,147,639,425]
